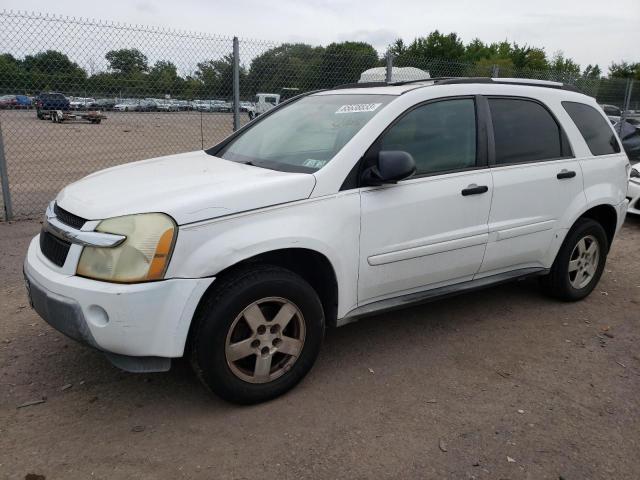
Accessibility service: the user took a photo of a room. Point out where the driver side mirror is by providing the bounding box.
[361,150,416,186]
[631,167,640,179]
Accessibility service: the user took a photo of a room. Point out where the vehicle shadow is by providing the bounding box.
[31,276,548,411]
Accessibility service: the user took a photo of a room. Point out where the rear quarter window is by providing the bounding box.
[562,101,621,156]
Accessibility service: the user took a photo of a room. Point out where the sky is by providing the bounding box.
[2,0,639,72]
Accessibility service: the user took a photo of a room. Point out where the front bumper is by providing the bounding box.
[24,236,214,371]
[628,180,640,215]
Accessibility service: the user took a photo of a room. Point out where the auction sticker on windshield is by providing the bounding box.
[335,103,382,114]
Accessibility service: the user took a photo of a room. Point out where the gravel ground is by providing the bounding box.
[1,218,639,479]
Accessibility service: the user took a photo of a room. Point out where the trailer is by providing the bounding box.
[48,109,106,124]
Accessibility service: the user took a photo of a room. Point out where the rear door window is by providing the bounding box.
[488,98,569,165]
[562,101,621,156]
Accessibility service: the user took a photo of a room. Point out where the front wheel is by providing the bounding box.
[190,265,325,404]
[541,218,608,301]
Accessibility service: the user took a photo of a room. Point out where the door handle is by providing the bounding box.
[557,169,576,179]
[461,184,489,196]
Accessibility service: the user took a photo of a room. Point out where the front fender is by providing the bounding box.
[167,192,361,318]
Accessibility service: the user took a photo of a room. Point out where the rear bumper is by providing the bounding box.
[24,236,214,369]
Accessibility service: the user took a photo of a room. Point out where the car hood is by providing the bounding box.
[56,151,316,224]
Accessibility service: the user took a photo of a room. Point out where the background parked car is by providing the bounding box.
[601,104,622,123]
[0,94,18,109]
[15,95,33,108]
[94,98,116,111]
[69,97,96,110]
[114,100,140,112]
[156,99,179,112]
[614,120,640,162]
[35,92,70,119]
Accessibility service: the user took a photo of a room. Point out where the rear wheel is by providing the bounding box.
[541,218,608,301]
[190,265,324,404]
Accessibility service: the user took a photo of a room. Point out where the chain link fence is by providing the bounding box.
[0,11,637,220]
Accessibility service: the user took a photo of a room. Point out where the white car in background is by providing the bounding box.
[24,78,629,404]
[114,100,139,112]
[69,97,96,110]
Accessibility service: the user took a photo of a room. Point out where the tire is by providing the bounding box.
[190,265,325,404]
[248,111,254,120]
[541,218,608,301]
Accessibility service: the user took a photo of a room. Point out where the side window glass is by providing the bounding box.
[380,98,477,176]
[563,101,620,156]
[489,98,564,164]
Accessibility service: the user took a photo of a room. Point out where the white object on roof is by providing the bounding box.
[358,66,430,83]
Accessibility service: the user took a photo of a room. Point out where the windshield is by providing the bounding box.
[216,94,394,173]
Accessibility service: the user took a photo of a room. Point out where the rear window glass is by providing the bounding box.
[562,102,621,156]
[489,98,567,164]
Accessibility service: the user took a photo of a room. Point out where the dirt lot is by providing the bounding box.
[1,218,639,480]
[0,110,246,219]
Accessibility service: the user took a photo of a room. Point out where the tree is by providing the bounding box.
[320,42,379,87]
[246,43,325,95]
[195,54,245,98]
[582,64,602,79]
[387,38,407,58]
[548,52,580,81]
[105,49,148,75]
[0,54,25,92]
[402,31,466,61]
[462,38,494,63]
[21,50,86,92]
[148,60,182,95]
[608,61,640,80]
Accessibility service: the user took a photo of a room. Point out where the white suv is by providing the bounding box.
[24,78,630,404]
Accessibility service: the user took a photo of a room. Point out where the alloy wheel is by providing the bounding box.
[568,234,600,289]
[224,297,305,384]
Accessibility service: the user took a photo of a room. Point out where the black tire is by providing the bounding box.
[190,265,325,404]
[541,218,608,301]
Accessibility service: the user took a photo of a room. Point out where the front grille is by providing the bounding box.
[54,203,86,229]
[40,230,71,267]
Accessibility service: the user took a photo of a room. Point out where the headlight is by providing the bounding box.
[77,213,177,283]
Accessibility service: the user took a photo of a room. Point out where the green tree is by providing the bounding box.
[246,43,325,95]
[148,60,182,96]
[403,31,466,61]
[105,49,148,75]
[21,50,86,92]
[387,38,407,58]
[582,64,602,79]
[320,41,379,87]
[548,52,580,81]
[608,61,640,79]
[0,53,26,93]
[195,54,246,98]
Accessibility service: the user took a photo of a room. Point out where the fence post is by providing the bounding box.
[620,78,633,129]
[232,36,240,132]
[491,64,500,78]
[385,53,393,83]
[0,121,13,221]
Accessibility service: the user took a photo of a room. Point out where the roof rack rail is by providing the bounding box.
[433,77,582,92]
[331,77,581,93]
